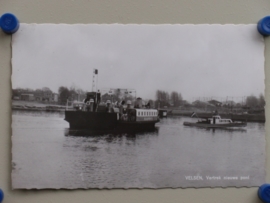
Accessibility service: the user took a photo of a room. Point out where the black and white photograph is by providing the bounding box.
[11,24,265,189]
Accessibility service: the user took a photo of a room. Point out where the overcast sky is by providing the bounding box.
[12,24,265,102]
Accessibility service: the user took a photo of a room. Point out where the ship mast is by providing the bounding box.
[92,69,98,92]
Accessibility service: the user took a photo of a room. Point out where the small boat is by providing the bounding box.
[183,115,247,128]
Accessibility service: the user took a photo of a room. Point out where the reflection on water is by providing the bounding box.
[64,128,159,137]
[12,111,265,188]
[203,127,247,133]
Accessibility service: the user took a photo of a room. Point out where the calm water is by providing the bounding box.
[12,111,265,189]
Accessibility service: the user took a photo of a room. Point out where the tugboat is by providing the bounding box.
[183,115,247,128]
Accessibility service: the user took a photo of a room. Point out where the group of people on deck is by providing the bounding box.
[82,91,151,121]
[104,97,151,121]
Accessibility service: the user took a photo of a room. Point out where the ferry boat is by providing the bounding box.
[64,91,159,132]
[183,115,247,128]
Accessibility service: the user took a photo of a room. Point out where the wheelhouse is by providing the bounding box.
[208,115,233,124]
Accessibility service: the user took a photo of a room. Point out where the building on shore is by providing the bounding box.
[33,90,58,102]
[13,89,58,103]
[20,93,35,101]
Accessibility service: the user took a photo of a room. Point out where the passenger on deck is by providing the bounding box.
[106,100,114,113]
[134,97,142,109]
[126,100,132,121]
[126,100,136,121]
[83,95,90,111]
[126,100,132,109]
[97,90,101,105]
[119,100,126,119]
[83,95,90,104]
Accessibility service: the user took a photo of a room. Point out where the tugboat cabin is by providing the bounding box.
[206,115,233,124]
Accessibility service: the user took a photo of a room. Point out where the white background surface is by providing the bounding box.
[0,0,270,202]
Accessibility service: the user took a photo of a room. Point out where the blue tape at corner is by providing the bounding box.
[0,13,20,34]
[258,184,270,203]
[0,189,4,203]
[258,16,270,36]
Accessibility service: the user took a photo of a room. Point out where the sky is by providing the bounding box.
[12,24,265,102]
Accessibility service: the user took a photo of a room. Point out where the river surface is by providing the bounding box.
[12,110,265,189]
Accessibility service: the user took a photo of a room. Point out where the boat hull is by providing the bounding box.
[183,122,247,128]
[65,111,118,130]
[65,111,158,132]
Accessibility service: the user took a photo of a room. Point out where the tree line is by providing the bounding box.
[12,87,51,97]
[58,86,86,104]
[155,90,183,107]
[12,86,87,105]
[245,94,265,108]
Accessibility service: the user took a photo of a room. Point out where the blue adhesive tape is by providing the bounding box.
[258,184,270,203]
[0,13,20,34]
[257,16,270,36]
[0,189,4,203]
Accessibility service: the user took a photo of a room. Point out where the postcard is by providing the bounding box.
[11,24,265,189]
